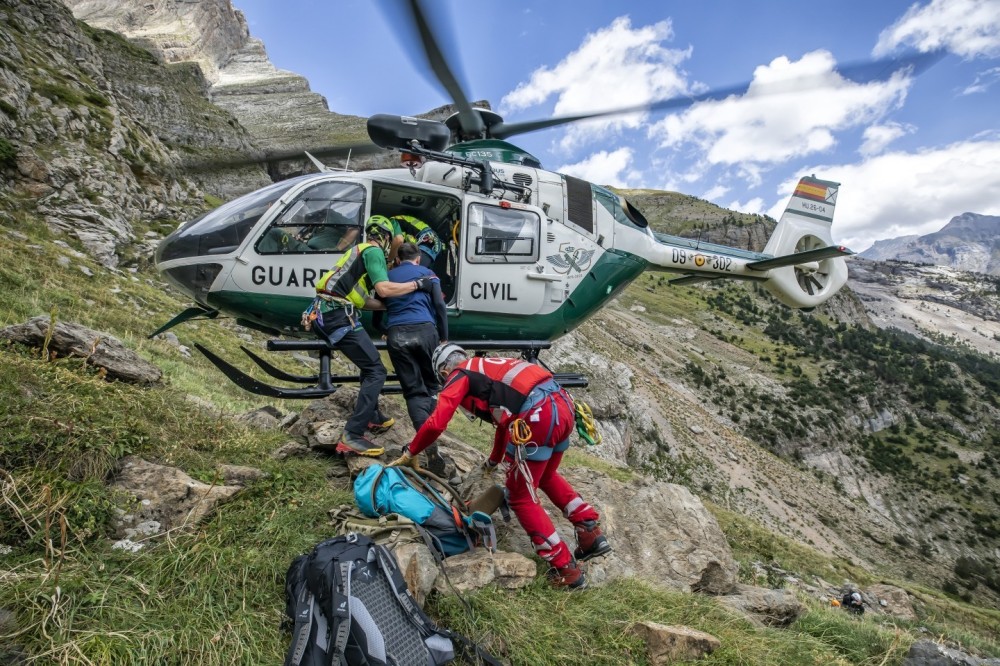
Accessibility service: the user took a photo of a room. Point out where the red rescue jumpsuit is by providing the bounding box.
[407,356,599,567]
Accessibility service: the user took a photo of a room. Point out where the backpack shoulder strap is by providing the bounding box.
[397,467,465,517]
[305,534,372,663]
[372,543,439,636]
[283,554,316,666]
[371,542,502,665]
[441,629,505,666]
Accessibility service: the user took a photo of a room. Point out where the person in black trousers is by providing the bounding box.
[381,243,449,471]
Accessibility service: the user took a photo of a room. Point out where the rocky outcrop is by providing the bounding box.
[718,585,806,627]
[63,0,382,177]
[903,640,1000,666]
[111,456,245,549]
[629,622,721,665]
[868,583,917,621]
[1,0,268,266]
[65,0,249,83]
[433,550,537,594]
[1,316,162,383]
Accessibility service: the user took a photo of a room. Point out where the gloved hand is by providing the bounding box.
[481,459,499,480]
[413,277,435,293]
[389,449,421,470]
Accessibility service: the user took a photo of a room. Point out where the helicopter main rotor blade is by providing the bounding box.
[180,142,385,172]
[388,0,484,137]
[489,49,944,141]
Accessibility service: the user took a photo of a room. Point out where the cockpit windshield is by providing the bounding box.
[156,176,312,263]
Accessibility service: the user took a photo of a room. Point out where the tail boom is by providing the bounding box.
[621,175,851,309]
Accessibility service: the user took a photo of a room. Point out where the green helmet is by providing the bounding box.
[365,215,394,242]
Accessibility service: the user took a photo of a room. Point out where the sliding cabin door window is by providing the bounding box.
[465,204,540,264]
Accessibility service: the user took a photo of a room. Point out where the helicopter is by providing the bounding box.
[152,1,935,399]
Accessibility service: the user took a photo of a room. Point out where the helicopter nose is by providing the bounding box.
[154,235,226,303]
[154,212,239,302]
[157,260,224,303]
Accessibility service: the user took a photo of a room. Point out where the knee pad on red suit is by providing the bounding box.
[563,496,599,524]
[531,531,573,569]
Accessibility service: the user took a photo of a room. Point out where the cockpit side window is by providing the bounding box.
[156,177,307,263]
[256,181,366,255]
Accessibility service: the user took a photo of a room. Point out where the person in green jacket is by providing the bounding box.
[304,216,435,456]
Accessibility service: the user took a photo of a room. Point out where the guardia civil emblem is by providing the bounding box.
[546,243,596,275]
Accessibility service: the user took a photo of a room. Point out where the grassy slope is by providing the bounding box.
[3,209,999,664]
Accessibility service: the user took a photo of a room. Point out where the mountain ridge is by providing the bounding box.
[860,212,1000,275]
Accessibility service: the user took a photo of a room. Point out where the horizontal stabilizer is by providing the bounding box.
[746,245,853,271]
[669,275,719,286]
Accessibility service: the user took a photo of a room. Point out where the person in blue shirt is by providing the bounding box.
[382,243,449,436]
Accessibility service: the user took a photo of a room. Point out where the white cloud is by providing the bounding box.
[962,66,1000,94]
[500,16,694,151]
[727,197,765,215]
[766,139,1000,251]
[701,184,730,200]
[874,0,1000,58]
[859,122,915,156]
[648,50,913,168]
[556,147,638,187]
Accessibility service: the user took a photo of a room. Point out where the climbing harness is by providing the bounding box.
[301,298,358,346]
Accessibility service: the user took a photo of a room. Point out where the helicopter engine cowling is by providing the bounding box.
[417,160,537,204]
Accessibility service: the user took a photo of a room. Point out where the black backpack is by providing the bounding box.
[283,533,499,666]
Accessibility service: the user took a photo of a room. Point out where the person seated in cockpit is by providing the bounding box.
[259,226,309,253]
[305,210,359,252]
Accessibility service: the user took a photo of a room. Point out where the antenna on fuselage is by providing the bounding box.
[304,150,354,173]
[304,151,331,173]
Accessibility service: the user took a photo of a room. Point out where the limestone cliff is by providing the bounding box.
[0,0,269,266]
[64,0,375,175]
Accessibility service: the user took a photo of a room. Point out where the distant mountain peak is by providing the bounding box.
[858,212,1000,275]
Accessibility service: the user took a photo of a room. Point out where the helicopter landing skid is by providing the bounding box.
[194,339,588,400]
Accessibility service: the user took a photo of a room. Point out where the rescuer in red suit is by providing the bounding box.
[390,344,613,589]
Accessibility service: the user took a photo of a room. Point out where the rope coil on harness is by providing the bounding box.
[573,400,602,446]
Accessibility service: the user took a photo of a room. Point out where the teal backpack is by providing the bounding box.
[354,464,497,558]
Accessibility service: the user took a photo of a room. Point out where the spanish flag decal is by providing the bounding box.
[794,181,829,201]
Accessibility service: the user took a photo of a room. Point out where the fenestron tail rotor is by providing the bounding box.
[791,235,833,297]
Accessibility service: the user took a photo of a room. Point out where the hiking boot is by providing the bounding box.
[574,520,612,562]
[367,415,395,435]
[336,432,385,457]
[547,561,587,590]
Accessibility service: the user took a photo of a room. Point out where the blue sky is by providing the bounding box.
[231,0,1000,252]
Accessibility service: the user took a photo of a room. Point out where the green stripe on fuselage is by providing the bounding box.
[207,249,647,341]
